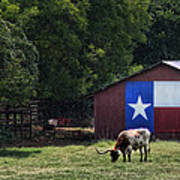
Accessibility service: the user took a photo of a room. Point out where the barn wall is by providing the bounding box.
[95,64,180,139]
[94,83,125,139]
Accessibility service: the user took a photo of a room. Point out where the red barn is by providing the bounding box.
[94,61,180,139]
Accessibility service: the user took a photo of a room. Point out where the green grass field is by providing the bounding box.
[0,140,179,180]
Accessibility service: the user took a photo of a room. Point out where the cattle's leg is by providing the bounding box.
[123,153,126,162]
[139,147,143,162]
[127,146,132,162]
[144,145,147,162]
[127,152,131,162]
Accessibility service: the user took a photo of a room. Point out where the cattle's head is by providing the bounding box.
[95,148,121,162]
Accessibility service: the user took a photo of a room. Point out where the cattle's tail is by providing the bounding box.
[148,141,152,162]
[147,132,155,162]
[148,142,151,153]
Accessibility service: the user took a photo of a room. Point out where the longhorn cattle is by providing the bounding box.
[96,128,151,162]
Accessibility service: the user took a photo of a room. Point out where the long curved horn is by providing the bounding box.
[95,147,112,155]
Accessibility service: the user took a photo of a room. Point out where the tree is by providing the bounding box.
[86,0,151,89]
[134,0,180,67]
[0,18,39,105]
[0,0,151,101]
[12,0,92,101]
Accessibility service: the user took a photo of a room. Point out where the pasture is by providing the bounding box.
[0,140,179,180]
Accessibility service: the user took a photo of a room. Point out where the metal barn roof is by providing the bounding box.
[163,60,180,70]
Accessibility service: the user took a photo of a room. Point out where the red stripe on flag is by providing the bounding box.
[154,107,180,133]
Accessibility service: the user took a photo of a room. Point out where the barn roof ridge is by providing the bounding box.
[95,60,180,94]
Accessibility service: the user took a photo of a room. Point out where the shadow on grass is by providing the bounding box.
[9,127,99,148]
[47,139,98,147]
[3,128,102,148]
[16,138,98,148]
[0,149,41,158]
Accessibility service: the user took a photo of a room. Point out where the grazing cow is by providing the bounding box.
[96,128,151,162]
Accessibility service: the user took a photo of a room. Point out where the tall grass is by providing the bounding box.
[0,140,179,180]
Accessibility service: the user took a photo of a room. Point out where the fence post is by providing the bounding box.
[20,112,24,139]
[6,106,9,126]
[14,111,17,140]
[29,106,32,139]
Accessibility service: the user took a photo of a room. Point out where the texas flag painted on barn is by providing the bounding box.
[125,81,180,133]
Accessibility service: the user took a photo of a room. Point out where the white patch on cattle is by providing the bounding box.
[126,145,133,154]
[127,129,150,150]
[117,149,121,155]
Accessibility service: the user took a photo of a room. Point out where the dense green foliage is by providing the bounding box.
[0,0,150,103]
[0,0,180,104]
[86,0,150,90]
[0,18,39,105]
[20,0,91,100]
[134,0,180,67]
[0,141,179,179]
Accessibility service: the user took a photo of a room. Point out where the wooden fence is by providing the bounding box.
[0,100,76,140]
[0,98,93,140]
[0,101,39,139]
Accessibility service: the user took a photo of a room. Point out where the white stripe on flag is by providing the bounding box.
[154,81,180,107]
